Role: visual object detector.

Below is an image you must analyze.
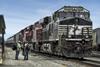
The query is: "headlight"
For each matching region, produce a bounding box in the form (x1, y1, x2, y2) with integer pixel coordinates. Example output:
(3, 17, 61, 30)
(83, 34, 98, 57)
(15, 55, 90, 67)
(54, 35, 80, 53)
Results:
(86, 35, 89, 38)
(68, 35, 71, 38)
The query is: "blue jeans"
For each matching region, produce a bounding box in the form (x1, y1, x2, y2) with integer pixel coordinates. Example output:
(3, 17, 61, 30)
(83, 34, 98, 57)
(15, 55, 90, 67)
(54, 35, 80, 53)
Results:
(24, 50, 29, 60)
(15, 50, 20, 60)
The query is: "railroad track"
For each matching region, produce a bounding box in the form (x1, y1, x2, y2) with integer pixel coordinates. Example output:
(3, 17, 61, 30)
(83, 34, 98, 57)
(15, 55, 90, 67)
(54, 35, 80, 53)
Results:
(80, 57, 100, 67)
(30, 52, 97, 67)
(92, 51, 100, 58)
(80, 51, 100, 67)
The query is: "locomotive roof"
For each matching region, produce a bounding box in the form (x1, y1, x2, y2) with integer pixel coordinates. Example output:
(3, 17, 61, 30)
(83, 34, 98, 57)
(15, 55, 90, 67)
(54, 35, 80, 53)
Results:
(54, 6, 89, 13)
(0, 15, 6, 34)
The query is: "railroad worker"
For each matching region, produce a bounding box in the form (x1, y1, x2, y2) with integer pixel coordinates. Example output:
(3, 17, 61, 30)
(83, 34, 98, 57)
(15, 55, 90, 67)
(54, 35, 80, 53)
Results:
(24, 42, 30, 60)
(15, 41, 21, 60)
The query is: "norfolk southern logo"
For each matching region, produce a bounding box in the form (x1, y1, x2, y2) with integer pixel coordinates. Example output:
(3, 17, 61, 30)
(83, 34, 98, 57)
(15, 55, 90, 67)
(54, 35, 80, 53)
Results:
(69, 25, 80, 35)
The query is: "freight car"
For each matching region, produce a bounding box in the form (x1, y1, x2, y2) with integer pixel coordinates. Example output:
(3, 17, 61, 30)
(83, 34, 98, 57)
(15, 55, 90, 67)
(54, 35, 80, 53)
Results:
(93, 28, 100, 51)
(6, 6, 93, 58)
(0, 15, 6, 64)
(6, 31, 21, 47)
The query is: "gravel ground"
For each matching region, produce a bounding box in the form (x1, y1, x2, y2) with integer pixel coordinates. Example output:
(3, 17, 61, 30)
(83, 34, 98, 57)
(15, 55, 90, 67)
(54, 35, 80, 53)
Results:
(1, 47, 94, 67)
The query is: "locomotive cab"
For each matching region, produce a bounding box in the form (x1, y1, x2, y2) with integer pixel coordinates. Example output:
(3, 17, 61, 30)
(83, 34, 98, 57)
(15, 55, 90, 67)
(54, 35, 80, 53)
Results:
(53, 6, 90, 22)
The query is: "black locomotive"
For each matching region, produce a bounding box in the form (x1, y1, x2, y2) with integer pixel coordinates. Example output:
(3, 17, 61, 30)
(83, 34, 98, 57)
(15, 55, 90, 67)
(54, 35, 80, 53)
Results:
(6, 6, 93, 58)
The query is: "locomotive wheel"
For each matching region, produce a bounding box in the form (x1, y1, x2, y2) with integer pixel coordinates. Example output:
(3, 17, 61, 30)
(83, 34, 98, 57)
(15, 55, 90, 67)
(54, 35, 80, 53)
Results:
(62, 48, 69, 57)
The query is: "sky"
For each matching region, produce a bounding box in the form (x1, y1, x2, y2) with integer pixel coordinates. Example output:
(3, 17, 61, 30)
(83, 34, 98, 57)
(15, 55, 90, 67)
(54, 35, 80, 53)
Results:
(0, 0, 100, 39)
